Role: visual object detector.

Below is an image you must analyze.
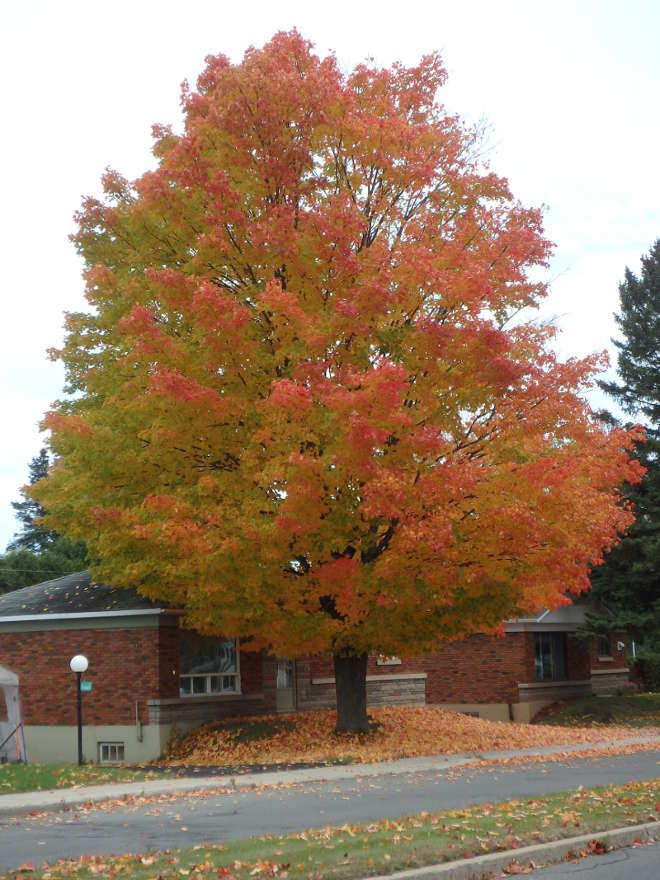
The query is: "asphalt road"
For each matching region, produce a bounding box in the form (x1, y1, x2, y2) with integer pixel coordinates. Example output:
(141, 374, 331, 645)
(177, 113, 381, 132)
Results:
(0, 750, 658, 872)
(530, 840, 659, 878)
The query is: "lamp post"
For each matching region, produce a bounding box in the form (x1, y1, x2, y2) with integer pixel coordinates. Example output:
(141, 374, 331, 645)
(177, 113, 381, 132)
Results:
(69, 655, 88, 765)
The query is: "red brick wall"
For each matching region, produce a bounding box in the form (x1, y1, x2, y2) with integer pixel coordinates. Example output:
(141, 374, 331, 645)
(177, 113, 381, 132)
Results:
(421, 633, 531, 704)
(590, 632, 627, 670)
(240, 650, 264, 696)
(305, 633, 534, 705)
(0, 624, 272, 727)
(0, 624, 178, 726)
(566, 635, 591, 680)
(157, 625, 180, 706)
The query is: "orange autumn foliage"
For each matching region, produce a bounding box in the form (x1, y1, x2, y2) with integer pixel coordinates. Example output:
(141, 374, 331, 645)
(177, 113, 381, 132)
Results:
(163, 706, 657, 768)
(35, 32, 642, 665)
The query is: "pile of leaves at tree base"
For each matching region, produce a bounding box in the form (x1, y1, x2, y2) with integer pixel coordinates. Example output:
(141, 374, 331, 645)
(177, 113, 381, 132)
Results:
(162, 706, 657, 767)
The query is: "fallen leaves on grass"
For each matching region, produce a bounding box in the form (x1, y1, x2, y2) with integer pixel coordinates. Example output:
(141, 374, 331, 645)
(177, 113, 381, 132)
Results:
(163, 706, 658, 767)
(5, 780, 658, 880)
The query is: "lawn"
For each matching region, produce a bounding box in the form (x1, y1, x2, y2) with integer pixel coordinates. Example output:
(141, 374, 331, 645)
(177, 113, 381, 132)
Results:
(0, 763, 168, 795)
(6, 779, 658, 880)
(163, 705, 658, 768)
(534, 693, 660, 728)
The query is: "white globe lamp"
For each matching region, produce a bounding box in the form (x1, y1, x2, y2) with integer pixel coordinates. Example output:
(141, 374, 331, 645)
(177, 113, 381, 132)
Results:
(69, 655, 89, 673)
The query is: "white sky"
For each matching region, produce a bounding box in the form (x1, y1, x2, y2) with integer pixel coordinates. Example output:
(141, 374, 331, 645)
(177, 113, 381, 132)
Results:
(1, 0, 659, 550)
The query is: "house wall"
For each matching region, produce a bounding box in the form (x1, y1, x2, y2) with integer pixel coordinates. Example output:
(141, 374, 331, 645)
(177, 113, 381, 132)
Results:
(0, 620, 273, 761)
(590, 632, 630, 694)
(1, 614, 631, 763)
(295, 633, 535, 716)
(0, 621, 180, 727)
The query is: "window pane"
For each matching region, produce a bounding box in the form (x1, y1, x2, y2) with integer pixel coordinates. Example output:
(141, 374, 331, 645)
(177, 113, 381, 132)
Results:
(180, 677, 191, 696)
(534, 632, 567, 681)
(277, 659, 293, 689)
(192, 676, 207, 694)
(180, 634, 237, 675)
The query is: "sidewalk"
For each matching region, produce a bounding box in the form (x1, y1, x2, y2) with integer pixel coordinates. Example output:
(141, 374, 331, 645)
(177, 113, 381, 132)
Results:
(1, 733, 658, 818)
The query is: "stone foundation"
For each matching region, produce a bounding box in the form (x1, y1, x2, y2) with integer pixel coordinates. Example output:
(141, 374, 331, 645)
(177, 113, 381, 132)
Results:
(591, 668, 630, 695)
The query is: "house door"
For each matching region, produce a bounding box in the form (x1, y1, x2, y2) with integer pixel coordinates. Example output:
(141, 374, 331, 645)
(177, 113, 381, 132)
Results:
(276, 659, 295, 712)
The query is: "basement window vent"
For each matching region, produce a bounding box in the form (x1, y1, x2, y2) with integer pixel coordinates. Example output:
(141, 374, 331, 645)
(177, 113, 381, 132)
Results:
(459, 711, 480, 718)
(99, 742, 125, 763)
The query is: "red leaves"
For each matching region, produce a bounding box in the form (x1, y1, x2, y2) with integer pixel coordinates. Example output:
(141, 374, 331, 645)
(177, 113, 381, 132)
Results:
(267, 379, 313, 413)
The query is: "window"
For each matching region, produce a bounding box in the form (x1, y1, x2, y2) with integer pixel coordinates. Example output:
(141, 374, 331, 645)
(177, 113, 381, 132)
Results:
(534, 632, 567, 681)
(179, 635, 239, 697)
(597, 635, 611, 658)
(99, 742, 125, 763)
(376, 655, 402, 666)
(276, 659, 294, 689)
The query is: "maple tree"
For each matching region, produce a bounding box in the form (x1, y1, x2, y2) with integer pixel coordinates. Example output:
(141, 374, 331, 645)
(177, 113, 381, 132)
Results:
(34, 32, 642, 731)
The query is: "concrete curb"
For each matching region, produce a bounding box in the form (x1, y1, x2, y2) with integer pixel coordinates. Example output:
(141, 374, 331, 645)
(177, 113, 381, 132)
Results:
(366, 821, 659, 879)
(0, 734, 658, 819)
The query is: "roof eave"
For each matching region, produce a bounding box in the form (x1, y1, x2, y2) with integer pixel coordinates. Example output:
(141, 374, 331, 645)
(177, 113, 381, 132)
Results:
(0, 608, 171, 624)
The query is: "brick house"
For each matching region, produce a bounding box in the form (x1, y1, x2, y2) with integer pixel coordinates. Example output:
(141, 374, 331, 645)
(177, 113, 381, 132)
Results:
(0, 572, 630, 763)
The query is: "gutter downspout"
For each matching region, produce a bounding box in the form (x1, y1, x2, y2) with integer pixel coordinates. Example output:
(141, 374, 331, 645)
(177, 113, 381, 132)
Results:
(136, 701, 143, 742)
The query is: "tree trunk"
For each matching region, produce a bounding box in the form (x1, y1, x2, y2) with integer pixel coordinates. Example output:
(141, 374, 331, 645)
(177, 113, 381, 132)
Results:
(333, 651, 369, 733)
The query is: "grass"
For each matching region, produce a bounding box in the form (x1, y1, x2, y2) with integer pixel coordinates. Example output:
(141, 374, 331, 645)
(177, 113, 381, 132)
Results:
(6, 779, 658, 879)
(0, 762, 169, 795)
(535, 693, 660, 728)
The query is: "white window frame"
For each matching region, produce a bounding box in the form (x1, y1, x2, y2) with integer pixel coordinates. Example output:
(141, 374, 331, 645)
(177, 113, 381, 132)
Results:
(99, 742, 125, 763)
(179, 638, 241, 697)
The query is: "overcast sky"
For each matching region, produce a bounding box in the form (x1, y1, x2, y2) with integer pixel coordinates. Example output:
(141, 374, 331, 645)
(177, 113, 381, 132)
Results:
(1, 0, 659, 551)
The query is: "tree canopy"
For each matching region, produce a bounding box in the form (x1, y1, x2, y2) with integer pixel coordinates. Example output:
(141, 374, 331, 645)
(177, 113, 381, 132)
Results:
(33, 32, 642, 727)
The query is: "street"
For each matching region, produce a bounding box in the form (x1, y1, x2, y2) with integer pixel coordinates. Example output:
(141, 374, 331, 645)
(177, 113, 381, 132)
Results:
(0, 750, 657, 872)
(529, 840, 659, 878)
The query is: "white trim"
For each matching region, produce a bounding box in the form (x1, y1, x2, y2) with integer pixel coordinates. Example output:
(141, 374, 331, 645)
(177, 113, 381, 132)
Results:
(311, 672, 427, 685)
(591, 667, 629, 675)
(506, 622, 578, 632)
(518, 679, 591, 690)
(0, 608, 165, 624)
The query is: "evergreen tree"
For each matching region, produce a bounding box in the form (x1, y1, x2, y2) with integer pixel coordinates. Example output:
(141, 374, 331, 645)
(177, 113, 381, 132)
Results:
(583, 241, 660, 680)
(8, 448, 57, 552)
(0, 449, 88, 594)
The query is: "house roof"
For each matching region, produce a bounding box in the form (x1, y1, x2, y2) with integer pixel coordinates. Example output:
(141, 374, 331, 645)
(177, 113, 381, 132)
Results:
(505, 598, 608, 632)
(0, 571, 163, 620)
